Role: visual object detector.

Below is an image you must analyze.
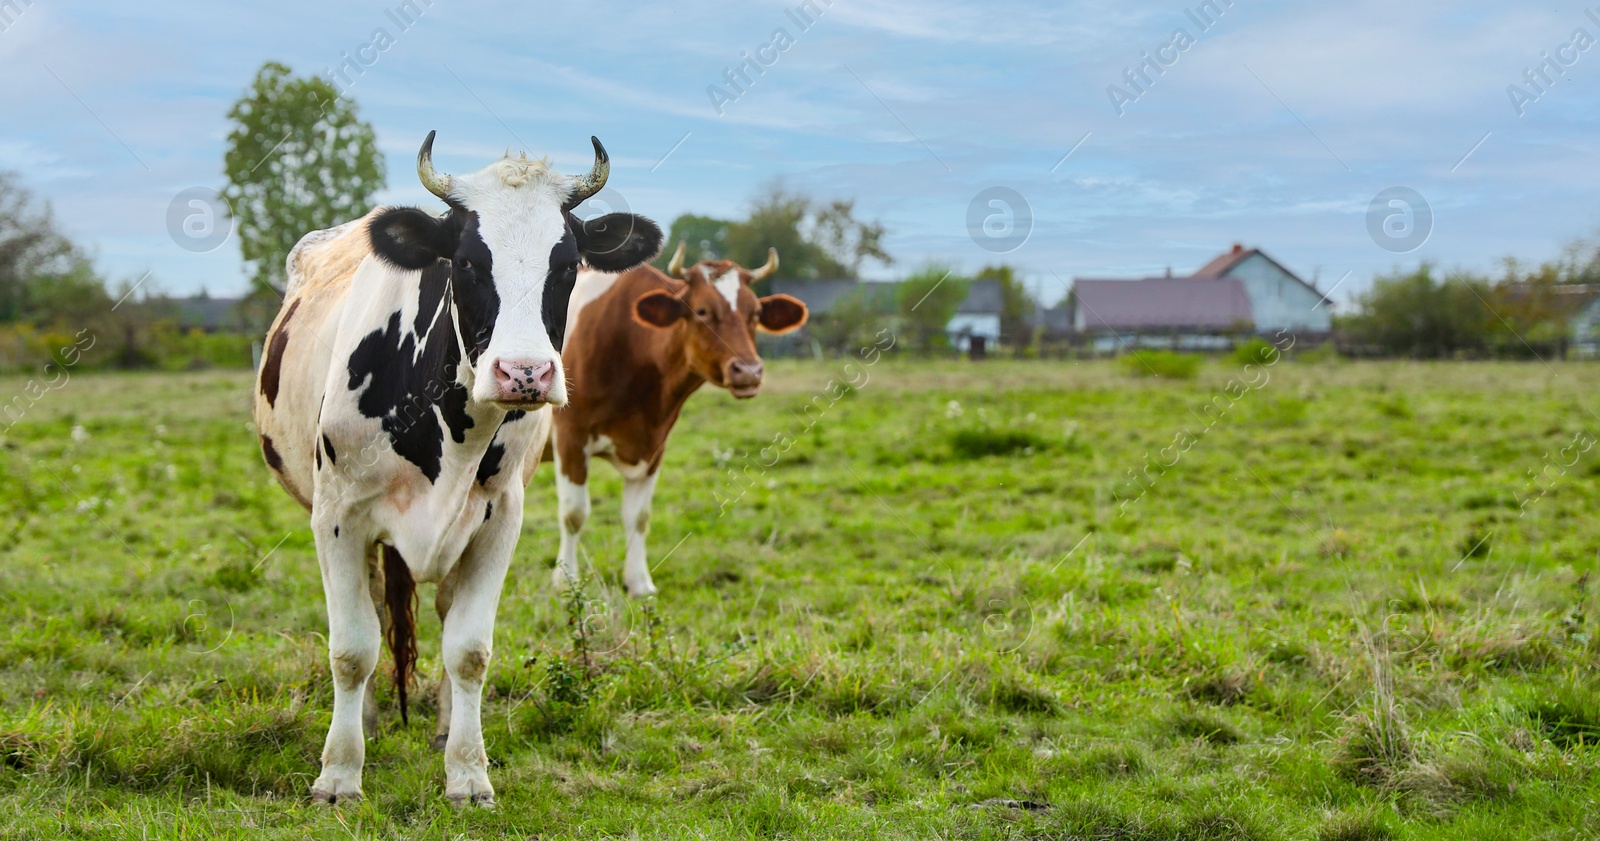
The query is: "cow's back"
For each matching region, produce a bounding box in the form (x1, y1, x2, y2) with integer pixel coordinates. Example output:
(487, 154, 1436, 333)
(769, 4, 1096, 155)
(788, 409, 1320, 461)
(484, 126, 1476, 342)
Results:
(252, 213, 376, 510)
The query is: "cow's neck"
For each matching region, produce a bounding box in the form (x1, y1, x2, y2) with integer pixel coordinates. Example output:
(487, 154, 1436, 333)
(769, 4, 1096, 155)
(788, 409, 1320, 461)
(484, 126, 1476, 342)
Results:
(651, 327, 708, 423)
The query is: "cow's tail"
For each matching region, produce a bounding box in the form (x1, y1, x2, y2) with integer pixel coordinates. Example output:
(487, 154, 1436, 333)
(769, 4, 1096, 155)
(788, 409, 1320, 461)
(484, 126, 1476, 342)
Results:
(381, 544, 418, 726)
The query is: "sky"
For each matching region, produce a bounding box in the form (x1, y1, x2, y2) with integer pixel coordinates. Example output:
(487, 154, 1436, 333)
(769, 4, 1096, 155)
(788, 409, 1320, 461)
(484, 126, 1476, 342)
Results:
(3, 0, 1600, 308)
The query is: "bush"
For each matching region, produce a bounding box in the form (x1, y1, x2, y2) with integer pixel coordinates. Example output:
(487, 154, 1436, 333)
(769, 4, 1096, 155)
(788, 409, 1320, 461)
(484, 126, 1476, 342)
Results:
(1121, 350, 1201, 380)
(1230, 338, 1278, 366)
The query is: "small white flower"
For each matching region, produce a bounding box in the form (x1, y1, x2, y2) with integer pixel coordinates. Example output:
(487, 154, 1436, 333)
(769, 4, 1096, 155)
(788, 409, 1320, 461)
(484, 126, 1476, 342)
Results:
(71, 425, 88, 443)
(166, 464, 179, 481)
(945, 400, 963, 419)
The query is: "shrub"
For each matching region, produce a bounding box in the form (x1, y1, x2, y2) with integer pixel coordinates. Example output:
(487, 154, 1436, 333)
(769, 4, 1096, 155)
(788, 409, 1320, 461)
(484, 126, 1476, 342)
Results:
(1230, 338, 1278, 366)
(1121, 350, 1201, 380)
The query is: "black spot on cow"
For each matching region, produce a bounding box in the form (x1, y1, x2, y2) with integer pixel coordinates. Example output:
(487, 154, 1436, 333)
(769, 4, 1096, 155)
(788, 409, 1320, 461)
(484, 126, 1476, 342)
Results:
(322, 434, 337, 466)
(315, 443, 322, 470)
(484, 501, 493, 522)
(543, 227, 579, 351)
(259, 299, 300, 408)
(475, 441, 505, 487)
(333, 525, 340, 538)
(346, 273, 474, 483)
(260, 434, 285, 473)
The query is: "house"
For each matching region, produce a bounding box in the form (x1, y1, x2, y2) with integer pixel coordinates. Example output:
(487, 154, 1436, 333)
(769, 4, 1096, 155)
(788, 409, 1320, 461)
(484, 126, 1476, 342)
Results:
(763, 277, 1003, 353)
(1072, 277, 1254, 351)
(946, 279, 1002, 352)
(1070, 244, 1332, 350)
(1191, 244, 1332, 335)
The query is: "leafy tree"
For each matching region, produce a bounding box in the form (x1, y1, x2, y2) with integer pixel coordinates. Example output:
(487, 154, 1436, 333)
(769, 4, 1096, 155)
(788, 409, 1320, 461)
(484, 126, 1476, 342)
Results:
(976, 264, 1035, 348)
(223, 62, 385, 296)
(722, 183, 892, 282)
(812, 199, 891, 279)
(0, 172, 107, 325)
(655, 213, 732, 269)
(1341, 264, 1492, 358)
(723, 184, 823, 281)
(897, 264, 969, 354)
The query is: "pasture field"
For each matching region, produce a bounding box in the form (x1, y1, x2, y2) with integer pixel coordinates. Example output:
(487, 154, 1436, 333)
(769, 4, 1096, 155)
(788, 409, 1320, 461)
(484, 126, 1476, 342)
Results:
(0, 358, 1597, 840)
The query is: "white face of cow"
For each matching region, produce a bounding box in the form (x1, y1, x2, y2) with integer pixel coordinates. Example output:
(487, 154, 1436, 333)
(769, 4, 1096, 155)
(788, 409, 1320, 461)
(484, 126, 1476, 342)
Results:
(367, 133, 663, 410)
(448, 160, 576, 406)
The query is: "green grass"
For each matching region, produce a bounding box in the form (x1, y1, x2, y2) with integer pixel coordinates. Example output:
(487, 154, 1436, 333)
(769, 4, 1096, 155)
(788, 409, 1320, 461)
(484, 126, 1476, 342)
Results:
(0, 359, 1598, 839)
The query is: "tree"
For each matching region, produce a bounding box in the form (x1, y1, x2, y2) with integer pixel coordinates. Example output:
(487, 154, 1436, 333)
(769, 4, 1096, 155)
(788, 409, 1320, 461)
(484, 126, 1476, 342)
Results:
(0, 172, 109, 326)
(224, 62, 385, 296)
(1340, 264, 1492, 357)
(721, 183, 893, 282)
(655, 213, 732, 269)
(812, 199, 891, 279)
(723, 184, 823, 281)
(897, 265, 969, 354)
(976, 264, 1035, 348)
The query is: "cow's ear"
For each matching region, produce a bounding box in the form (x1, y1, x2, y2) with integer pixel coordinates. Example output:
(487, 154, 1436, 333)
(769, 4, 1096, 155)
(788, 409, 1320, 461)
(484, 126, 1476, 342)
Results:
(575, 213, 664, 272)
(370, 207, 456, 270)
(633, 290, 689, 328)
(757, 294, 808, 334)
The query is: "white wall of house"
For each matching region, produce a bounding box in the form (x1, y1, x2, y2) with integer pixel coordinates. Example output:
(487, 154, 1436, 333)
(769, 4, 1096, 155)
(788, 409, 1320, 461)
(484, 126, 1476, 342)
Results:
(1573, 298, 1600, 358)
(1225, 254, 1332, 333)
(947, 314, 1001, 351)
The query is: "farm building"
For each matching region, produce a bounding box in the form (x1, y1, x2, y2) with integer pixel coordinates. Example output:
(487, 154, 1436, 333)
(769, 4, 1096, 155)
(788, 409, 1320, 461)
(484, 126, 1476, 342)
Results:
(764, 277, 1003, 353)
(1070, 244, 1332, 351)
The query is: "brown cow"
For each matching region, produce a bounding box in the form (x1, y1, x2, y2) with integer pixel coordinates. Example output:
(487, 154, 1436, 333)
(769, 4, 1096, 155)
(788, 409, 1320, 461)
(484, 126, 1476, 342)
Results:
(552, 242, 808, 595)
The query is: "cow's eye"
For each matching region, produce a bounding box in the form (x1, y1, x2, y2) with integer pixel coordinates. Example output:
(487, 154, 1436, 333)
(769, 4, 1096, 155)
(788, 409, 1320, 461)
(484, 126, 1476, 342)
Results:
(458, 258, 474, 272)
(695, 308, 709, 318)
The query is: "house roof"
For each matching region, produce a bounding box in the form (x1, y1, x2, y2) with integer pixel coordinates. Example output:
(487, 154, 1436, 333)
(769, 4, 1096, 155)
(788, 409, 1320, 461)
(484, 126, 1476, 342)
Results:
(1035, 304, 1074, 334)
(766, 279, 862, 314)
(1193, 243, 1331, 304)
(957, 279, 1003, 314)
(1192, 244, 1254, 278)
(1073, 278, 1254, 332)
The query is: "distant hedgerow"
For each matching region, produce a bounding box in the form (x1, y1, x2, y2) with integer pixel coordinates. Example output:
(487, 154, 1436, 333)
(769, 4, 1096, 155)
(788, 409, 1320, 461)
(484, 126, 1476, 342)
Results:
(1121, 350, 1202, 380)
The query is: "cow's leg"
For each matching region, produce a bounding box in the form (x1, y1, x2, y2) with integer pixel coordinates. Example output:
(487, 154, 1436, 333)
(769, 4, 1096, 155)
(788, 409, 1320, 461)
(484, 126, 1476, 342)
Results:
(430, 576, 456, 752)
(310, 527, 381, 804)
(620, 467, 660, 597)
(438, 490, 520, 807)
(363, 545, 387, 734)
(553, 451, 590, 590)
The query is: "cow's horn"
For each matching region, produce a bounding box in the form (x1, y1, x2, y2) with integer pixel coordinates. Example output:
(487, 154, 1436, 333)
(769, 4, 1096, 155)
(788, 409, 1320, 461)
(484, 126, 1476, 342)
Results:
(748, 247, 779, 281)
(563, 136, 609, 210)
(667, 241, 688, 279)
(417, 130, 452, 201)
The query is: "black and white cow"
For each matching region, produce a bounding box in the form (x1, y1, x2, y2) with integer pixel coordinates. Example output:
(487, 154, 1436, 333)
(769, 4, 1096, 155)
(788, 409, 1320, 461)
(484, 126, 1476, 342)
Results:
(253, 132, 662, 806)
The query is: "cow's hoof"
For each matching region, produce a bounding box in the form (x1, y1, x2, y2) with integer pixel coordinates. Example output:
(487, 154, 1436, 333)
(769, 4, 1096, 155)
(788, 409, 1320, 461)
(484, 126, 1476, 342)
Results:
(446, 775, 495, 808)
(310, 786, 362, 806)
(431, 733, 449, 752)
(446, 791, 495, 809)
(310, 769, 362, 805)
(625, 580, 657, 598)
